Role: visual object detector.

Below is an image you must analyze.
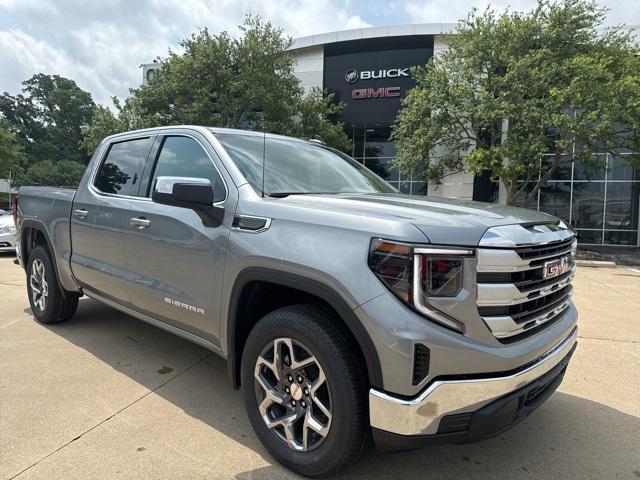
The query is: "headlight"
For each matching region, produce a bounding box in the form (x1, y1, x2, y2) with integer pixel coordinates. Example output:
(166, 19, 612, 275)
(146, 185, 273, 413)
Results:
(368, 239, 473, 332)
(0, 225, 16, 234)
(570, 238, 578, 257)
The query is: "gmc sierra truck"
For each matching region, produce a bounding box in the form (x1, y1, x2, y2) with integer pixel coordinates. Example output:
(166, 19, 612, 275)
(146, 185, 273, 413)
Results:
(15, 126, 578, 477)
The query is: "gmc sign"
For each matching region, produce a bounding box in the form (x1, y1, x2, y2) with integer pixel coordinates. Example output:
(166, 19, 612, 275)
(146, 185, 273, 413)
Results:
(352, 87, 401, 99)
(323, 36, 434, 123)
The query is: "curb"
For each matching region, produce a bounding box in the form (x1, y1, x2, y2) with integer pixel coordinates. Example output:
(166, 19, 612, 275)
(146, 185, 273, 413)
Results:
(574, 260, 617, 268)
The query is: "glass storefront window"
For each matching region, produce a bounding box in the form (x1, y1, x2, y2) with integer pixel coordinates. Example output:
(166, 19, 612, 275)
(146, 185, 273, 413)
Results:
(364, 126, 396, 158)
(609, 155, 638, 181)
(541, 155, 572, 181)
(571, 181, 605, 228)
(363, 157, 398, 182)
(575, 229, 603, 244)
(399, 181, 412, 194)
(605, 182, 640, 230)
(540, 182, 571, 222)
(574, 154, 607, 181)
(511, 182, 538, 209)
(411, 181, 428, 195)
(604, 231, 638, 245)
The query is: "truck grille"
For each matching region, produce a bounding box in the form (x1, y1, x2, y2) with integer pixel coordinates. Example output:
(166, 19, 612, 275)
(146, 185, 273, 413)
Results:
(476, 236, 576, 342)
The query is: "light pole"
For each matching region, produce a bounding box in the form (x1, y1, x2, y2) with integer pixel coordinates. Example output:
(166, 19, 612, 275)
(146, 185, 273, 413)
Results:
(8, 170, 12, 207)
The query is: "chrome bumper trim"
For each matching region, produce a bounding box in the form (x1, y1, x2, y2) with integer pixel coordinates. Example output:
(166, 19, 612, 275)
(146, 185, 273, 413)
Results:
(369, 327, 577, 436)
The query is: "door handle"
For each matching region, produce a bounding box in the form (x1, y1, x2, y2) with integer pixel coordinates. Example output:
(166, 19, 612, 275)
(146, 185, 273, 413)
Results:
(130, 217, 151, 229)
(73, 209, 88, 219)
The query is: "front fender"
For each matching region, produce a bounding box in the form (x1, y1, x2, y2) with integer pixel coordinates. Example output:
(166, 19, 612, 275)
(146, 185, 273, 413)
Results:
(224, 266, 384, 390)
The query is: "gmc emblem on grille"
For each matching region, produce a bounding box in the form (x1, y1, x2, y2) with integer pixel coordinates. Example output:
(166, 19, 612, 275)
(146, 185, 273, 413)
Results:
(543, 255, 571, 279)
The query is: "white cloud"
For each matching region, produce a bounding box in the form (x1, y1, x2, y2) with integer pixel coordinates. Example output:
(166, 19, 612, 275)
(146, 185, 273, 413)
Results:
(0, 0, 368, 105)
(403, 0, 640, 26)
(3, 0, 636, 108)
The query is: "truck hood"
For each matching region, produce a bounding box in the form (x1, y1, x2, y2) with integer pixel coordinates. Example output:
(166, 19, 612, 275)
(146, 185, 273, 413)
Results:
(275, 193, 558, 246)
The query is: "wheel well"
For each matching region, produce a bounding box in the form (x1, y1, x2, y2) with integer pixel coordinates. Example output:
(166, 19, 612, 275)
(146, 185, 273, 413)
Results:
(230, 281, 371, 389)
(21, 226, 50, 263)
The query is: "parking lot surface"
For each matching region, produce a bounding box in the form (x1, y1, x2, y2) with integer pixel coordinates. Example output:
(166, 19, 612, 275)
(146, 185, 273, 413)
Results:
(1, 253, 639, 479)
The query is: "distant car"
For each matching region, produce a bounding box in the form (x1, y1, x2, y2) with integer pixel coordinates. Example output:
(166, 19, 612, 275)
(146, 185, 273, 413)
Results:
(0, 210, 17, 252)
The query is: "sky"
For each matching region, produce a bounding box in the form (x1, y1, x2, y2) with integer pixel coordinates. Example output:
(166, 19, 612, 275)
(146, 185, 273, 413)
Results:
(0, 0, 638, 106)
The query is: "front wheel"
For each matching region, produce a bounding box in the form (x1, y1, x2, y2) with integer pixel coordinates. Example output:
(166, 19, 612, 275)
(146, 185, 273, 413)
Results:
(27, 245, 79, 324)
(241, 304, 367, 477)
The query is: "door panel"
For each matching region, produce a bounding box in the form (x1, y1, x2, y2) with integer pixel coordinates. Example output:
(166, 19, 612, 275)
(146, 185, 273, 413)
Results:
(126, 200, 229, 340)
(124, 133, 234, 344)
(70, 188, 133, 303)
(70, 136, 153, 305)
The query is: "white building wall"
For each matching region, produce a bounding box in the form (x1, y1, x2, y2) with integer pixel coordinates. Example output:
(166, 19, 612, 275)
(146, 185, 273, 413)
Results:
(427, 171, 475, 200)
(291, 46, 324, 95)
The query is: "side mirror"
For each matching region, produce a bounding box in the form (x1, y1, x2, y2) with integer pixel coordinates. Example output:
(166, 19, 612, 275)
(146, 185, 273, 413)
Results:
(152, 177, 214, 210)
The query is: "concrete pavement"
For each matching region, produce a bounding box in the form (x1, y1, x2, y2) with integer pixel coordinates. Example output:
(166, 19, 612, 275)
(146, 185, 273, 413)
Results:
(1, 252, 639, 479)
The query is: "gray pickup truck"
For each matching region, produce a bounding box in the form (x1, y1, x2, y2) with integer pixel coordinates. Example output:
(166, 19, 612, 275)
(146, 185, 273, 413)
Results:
(15, 126, 578, 477)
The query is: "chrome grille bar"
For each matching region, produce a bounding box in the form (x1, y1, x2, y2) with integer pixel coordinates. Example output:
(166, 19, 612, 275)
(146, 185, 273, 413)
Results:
(477, 223, 576, 341)
(477, 265, 575, 307)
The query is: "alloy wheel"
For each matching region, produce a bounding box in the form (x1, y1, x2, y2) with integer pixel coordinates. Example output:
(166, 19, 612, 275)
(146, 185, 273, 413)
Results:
(254, 337, 332, 452)
(30, 259, 48, 312)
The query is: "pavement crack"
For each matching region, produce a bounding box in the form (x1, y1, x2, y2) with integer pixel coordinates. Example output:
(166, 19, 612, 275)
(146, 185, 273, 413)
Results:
(9, 353, 213, 480)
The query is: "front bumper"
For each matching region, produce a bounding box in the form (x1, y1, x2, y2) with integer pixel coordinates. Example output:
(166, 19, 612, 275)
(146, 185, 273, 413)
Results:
(369, 326, 577, 445)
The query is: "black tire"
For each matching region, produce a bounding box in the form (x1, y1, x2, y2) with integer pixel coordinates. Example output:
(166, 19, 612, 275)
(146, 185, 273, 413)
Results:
(241, 304, 367, 477)
(27, 245, 79, 324)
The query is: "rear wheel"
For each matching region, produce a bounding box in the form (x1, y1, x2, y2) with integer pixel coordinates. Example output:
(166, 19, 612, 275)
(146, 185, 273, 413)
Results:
(27, 245, 79, 324)
(241, 304, 367, 477)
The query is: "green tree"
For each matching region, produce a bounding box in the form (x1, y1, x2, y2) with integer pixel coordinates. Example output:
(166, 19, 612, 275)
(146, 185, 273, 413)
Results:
(83, 96, 150, 154)
(0, 74, 95, 166)
(15, 159, 86, 188)
(0, 123, 25, 179)
(392, 0, 640, 205)
(86, 15, 348, 151)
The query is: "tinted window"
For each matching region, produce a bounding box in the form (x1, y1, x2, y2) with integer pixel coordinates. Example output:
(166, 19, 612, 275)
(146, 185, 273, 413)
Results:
(151, 136, 226, 202)
(95, 138, 152, 196)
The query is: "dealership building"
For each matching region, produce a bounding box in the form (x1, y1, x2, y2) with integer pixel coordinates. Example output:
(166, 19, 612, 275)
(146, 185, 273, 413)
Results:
(287, 23, 640, 247)
(142, 23, 640, 247)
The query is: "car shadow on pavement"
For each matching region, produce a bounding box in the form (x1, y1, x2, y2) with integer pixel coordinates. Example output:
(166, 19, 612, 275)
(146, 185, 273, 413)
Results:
(40, 298, 640, 480)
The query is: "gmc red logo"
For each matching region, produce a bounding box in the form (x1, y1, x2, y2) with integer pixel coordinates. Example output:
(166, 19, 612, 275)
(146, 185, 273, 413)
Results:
(543, 255, 571, 279)
(352, 87, 400, 99)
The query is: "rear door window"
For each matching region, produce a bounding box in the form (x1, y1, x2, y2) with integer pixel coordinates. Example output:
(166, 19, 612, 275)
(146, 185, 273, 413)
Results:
(95, 137, 153, 196)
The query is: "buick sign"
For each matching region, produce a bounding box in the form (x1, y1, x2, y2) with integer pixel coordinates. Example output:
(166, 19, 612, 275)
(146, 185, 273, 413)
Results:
(345, 69, 359, 83)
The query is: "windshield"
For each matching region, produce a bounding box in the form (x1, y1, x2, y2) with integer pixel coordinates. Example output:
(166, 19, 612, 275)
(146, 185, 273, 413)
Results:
(215, 133, 395, 196)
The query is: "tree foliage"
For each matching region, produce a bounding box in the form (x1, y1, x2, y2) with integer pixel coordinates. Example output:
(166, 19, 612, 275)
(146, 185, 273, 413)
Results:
(82, 96, 150, 154)
(85, 15, 348, 152)
(0, 74, 95, 166)
(14, 159, 86, 188)
(392, 0, 640, 205)
(0, 123, 25, 179)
